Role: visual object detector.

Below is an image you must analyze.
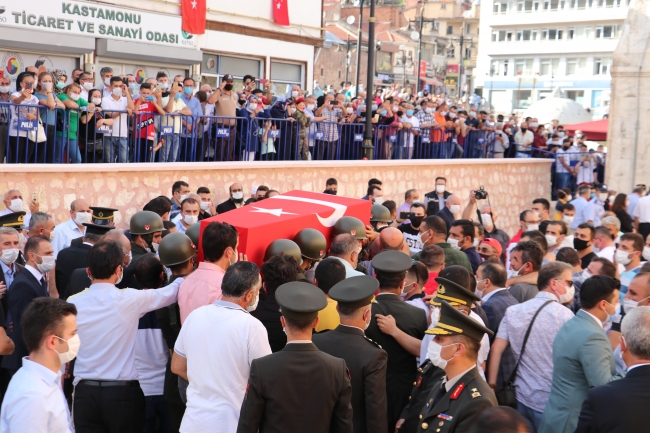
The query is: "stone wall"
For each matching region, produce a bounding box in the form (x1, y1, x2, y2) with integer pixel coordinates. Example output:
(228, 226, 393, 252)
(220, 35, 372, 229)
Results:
(0, 159, 552, 237)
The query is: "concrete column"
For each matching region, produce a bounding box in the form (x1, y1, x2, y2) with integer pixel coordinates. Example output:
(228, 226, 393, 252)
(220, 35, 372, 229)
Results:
(607, 0, 650, 192)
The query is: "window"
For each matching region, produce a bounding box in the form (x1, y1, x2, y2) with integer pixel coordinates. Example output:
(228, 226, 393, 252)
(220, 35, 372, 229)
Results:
(540, 58, 560, 76)
(515, 59, 534, 75)
(568, 27, 575, 39)
(543, 0, 560, 9)
(566, 57, 586, 75)
(542, 28, 563, 40)
(431, 22, 440, 33)
(446, 48, 456, 58)
(320, 68, 324, 76)
(271, 61, 304, 95)
(493, 1, 509, 13)
(516, 30, 535, 41)
(201, 53, 262, 89)
(466, 24, 471, 34)
(441, 3, 446, 9)
(464, 47, 472, 60)
(566, 90, 585, 104)
(531, 30, 538, 40)
(447, 25, 454, 35)
(595, 25, 617, 38)
(515, 90, 532, 109)
(492, 30, 514, 42)
(593, 57, 612, 75)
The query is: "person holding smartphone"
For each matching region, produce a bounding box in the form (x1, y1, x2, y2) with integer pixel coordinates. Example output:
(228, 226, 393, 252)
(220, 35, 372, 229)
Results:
(8, 71, 39, 163)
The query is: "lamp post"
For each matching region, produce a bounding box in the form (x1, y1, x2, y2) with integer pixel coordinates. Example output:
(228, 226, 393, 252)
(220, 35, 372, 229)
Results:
(355, 0, 365, 94)
(446, 27, 474, 98)
(487, 67, 494, 111)
(403, 6, 435, 96)
(342, 35, 356, 85)
(363, 0, 376, 160)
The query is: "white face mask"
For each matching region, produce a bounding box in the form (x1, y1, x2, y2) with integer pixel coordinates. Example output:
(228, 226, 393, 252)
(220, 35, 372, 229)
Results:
(346, 107, 353, 114)
(555, 281, 575, 304)
(480, 214, 493, 230)
(374, 197, 384, 205)
(623, 296, 650, 313)
(0, 248, 20, 265)
(581, 268, 592, 281)
(69, 93, 80, 101)
(562, 215, 574, 225)
(74, 211, 90, 226)
(643, 246, 650, 262)
(246, 289, 260, 312)
(526, 224, 539, 232)
(448, 238, 461, 251)
(291, 91, 299, 98)
(91, 97, 102, 105)
(83, 82, 93, 91)
(112, 87, 122, 97)
(115, 267, 124, 285)
(35, 254, 56, 274)
(184, 214, 199, 225)
(248, 103, 258, 110)
(449, 204, 460, 215)
(307, 104, 315, 111)
(232, 191, 244, 200)
(427, 341, 459, 370)
(151, 242, 159, 254)
(472, 238, 479, 247)
(9, 198, 23, 212)
(49, 230, 56, 241)
(469, 111, 476, 117)
(200, 201, 211, 211)
(545, 234, 558, 247)
(179, 194, 189, 203)
(615, 250, 633, 266)
(510, 263, 526, 278)
(448, 112, 457, 119)
(599, 193, 608, 202)
(0, 86, 10, 93)
(436, 184, 445, 194)
(54, 334, 81, 364)
(425, 107, 434, 114)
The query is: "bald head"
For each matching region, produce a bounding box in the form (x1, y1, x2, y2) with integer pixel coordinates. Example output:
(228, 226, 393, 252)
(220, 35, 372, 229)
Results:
(71, 199, 90, 212)
(446, 195, 461, 206)
(200, 84, 212, 93)
(104, 230, 131, 266)
(379, 227, 405, 251)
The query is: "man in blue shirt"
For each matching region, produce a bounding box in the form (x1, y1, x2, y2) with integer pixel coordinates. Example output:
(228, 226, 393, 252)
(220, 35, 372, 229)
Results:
(180, 78, 202, 162)
(570, 185, 592, 231)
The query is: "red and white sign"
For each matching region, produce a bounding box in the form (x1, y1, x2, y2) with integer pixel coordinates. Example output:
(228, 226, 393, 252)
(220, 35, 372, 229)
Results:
(420, 61, 427, 77)
(198, 190, 371, 265)
(181, 0, 207, 35)
(273, 0, 290, 26)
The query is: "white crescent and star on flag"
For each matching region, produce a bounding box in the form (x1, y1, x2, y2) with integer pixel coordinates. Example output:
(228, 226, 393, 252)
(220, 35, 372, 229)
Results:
(276, 0, 282, 9)
(191, 0, 197, 8)
(248, 195, 348, 228)
(250, 207, 297, 217)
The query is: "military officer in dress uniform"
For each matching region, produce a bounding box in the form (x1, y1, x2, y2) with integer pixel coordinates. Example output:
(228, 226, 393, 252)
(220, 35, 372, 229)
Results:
(365, 250, 428, 432)
(415, 301, 496, 433)
(237, 281, 353, 433)
(398, 277, 484, 433)
(70, 207, 118, 248)
(55, 223, 115, 300)
(313, 275, 388, 433)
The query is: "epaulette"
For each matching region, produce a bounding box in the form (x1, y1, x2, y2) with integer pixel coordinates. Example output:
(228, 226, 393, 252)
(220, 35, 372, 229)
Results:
(364, 336, 382, 349)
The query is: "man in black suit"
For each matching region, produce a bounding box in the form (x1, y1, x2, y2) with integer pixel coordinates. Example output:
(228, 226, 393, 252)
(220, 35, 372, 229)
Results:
(55, 223, 114, 300)
(251, 254, 301, 352)
(365, 250, 428, 432)
(313, 275, 388, 433)
(216, 182, 245, 214)
(424, 177, 453, 216)
(575, 305, 650, 433)
(2, 236, 54, 375)
(237, 281, 353, 433)
(436, 195, 461, 235)
(477, 260, 519, 393)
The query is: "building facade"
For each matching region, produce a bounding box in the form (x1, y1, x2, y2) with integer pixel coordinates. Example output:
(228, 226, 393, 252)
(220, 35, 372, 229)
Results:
(475, 0, 628, 116)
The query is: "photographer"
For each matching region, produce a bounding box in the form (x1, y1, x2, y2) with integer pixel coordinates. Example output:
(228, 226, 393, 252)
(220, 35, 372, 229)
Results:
(462, 188, 510, 253)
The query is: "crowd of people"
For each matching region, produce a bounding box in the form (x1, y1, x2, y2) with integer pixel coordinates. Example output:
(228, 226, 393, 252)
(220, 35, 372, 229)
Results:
(2, 69, 607, 166)
(0, 173, 647, 433)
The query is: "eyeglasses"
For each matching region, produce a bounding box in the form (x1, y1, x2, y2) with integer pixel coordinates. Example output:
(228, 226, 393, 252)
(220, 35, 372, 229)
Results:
(555, 279, 574, 288)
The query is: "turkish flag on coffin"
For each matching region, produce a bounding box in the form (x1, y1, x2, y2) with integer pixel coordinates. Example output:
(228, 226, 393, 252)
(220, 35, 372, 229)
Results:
(198, 190, 371, 266)
(181, 0, 207, 35)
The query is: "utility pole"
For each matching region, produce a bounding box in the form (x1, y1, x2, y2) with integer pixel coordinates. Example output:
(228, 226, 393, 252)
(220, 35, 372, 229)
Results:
(363, 0, 376, 160)
(355, 0, 364, 94)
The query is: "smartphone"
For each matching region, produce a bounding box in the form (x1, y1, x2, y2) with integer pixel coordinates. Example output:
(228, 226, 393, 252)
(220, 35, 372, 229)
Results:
(32, 193, 37, 202)
(156, 83, 161, 91)
(331, 100, 338, 105)
(400, 211, 415, 220)
(259, 78, 267, 85)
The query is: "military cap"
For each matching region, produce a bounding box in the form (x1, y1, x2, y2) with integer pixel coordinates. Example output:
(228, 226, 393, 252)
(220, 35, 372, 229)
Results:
(276, 281, 328, 321)
(264, 239, 303, 265)
(159, 232, 195, 266)
(371, 250, 412, 275)
(0, 211, 26, 229)
(293, 228, 327, 261)
(370, 204, 392, 223)
(82, 223, 115, 237)
(89, 207, 118, 226)
(426, 300, 494, 342)
(130, 211, 164, 235)
(328, 275, 379, 308)
(430, 277, 481, 308)
(185, 222, 201, 246)
(332, 216, 367, 240)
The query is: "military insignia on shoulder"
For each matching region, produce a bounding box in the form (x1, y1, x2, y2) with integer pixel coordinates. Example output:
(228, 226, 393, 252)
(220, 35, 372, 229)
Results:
(450, 382, 465, 399)
(437, 285, 446, 295)
(471, 388, 481, 398)
(364, 336, 382, 349)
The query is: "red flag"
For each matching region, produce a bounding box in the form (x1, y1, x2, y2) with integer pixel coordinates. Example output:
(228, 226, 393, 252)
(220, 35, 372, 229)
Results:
(198, 190, 370, 265)
(273, 0, 290, 26)
(181, 0, 207, 35)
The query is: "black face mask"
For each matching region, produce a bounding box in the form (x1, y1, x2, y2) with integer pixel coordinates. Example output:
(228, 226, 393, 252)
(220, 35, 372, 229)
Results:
(479, 253, 493, 261)
(224, 84, 234, 91)
(423, 92, 429, 96)
(573, 237, 590, 251)
(562, 145, 570, 150)
(521, 128, 528, 133)
(238, 99, 246, 105)
(397, 110, 404, 117)
(411, 216, 424, 228)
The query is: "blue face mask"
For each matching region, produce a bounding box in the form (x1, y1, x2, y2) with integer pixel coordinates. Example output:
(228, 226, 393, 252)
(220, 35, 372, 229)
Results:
(174, 92, 182, 100)
(372, 104, 378, 111)
(129, 83, 137, 90)
(406, 109, 414, 116)
(146, 95, 153, 102)
(183, 86, 193, 95)
(379, 109, 387, 116)
(590, 193, 596, 199)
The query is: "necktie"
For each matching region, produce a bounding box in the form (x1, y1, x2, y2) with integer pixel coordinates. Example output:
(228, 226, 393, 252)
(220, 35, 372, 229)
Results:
(40, 277, 49, 296)
(431, 381, 448, 408)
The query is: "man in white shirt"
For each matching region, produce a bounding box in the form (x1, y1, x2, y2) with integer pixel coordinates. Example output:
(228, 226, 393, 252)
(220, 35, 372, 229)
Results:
(634, 193, 650, 243)
(329, 234, 364, 278)
(0, 297, 77, 433)
(69, 239, 185, 432)
(0, 189, 38, 229)
(101, 76, 134, 163)
(514, 121, 534, 151)
(400, 108, 420, 159)
(493, 123, 510, 158)
(594, 225, 616, 262)
(569, 185, 592, 231)
(172, 261, 271, 433)
(97, 67, 114, 99)
(52, 199, 92, 257)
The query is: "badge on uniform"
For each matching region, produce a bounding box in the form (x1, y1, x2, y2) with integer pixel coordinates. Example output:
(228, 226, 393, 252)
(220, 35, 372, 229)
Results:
(450, 382, 464, 399)
(471, 388, 481, 398)
(416, 377, 423, 388)
(437, 413, 453, 421)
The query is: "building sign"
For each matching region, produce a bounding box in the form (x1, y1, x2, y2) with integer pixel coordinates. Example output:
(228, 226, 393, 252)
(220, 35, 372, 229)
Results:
(419, 61, 427, 78)
(446, 64, 459, 77)
(377, 73, 394, 84)
(1, 1, 197, 49)
(1, 51, 76, 86)
(376, 52, 392, 74)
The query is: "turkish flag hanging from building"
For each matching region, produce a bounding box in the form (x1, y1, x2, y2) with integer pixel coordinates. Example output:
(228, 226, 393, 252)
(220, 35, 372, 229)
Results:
(273, 0, 290, 26)
(181, 0, 207, 35)
(198, 190, 370, 265)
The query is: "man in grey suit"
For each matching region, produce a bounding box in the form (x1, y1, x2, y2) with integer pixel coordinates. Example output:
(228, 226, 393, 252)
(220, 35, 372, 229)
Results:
(538, 275, 622, 433)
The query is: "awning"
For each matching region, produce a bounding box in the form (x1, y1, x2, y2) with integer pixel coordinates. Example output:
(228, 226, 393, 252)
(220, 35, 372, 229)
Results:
(96, 39, 202, 66)
(564, 119, 608, 141)
(0, 26, 94, 55)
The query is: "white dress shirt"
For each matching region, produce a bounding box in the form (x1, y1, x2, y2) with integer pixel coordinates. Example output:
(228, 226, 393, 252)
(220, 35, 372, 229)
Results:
(331, 256, 364, 278)
(596, 245, 616, 263)
(174, 300, 271, 433)
(0, 358, 72, 433)
(174, 219, 188, 234)
(68, 279, 184, 385)
(634, 196, 650, 223)
(480, 287, 507, 304)
(52, 218, 85, 258)
(24, 264, 44, 285)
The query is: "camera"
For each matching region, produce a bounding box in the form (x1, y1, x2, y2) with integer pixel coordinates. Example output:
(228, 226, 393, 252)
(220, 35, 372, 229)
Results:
(474, 186, 488, 200)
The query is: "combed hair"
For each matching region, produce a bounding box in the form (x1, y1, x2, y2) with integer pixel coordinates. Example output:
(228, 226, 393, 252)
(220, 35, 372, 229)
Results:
(546, 221, 567, 236)
(283, 316, 315, 332)
(454, 334, 480, 359)
(562, 203, 575, 212)
(621, 233, 644, 252)
(368, 178, 382, 187)
(512, 241, 544, 271)
(383, 200, 396, 215)
(22, 298, 77, 354)
(556, 247, 581, 267)
(521, 230, 548, 254)
(451, 219, 474, 240)
(410, 202, 426, 213)
(367, 185, 381, 196)
(202, 222, 238, 262)
(376, 270, 407, 290)
(197, 186, 211, 195)
(473, 221, 484, 238)
(595, 225, 614, 241)
(314, 258, 346, 295)
(621, 306, 650, 360)
(28, 212, 52, 231)
(422, 215, 448, 236)
(222, 262, 260, 298)
(578, 185, 590, 195)
(580, 275, 620, 309)
(420, 244, 445, 268)
(0, 227, 19, 238)
(519, 210, 533, 222)
(172, 180, 189, 194)
(478, 259, 507, 288)
(408, 261, 429, 287)
(87, 240, 124, 280)
(591, 257, 617, 277)
(134, 253, 164, 289)
(24, 236, 49, 260)
(577, 223, 595, 240)
(537, 261, 572, 290)
(405, 189, 416, 200)
(532, 198, 550, 211)
(470, 407, 531, 433)
(330, 234, 357, 257)
(261, 254, 301, 294)
(180, 197, 199, 210)
(601, 216, 621, 230)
